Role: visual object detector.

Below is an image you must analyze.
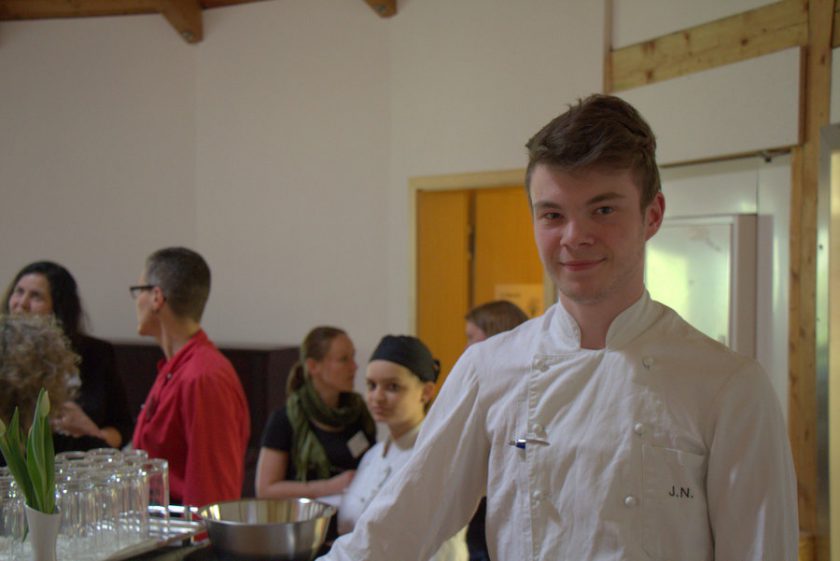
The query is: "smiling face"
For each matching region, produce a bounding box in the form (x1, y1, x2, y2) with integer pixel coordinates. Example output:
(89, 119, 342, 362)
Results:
(308, 333, 358, 395)
(530, 164, 664, 316)
(8, 273, 53, 316)
(365, 360, 432, 438)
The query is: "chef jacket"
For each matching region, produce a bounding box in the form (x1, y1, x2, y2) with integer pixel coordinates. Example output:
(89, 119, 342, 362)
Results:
(338, 423, 468, 561)
(320, 292, 798, 561)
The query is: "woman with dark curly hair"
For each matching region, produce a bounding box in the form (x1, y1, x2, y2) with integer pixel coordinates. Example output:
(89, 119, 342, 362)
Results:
(0, 314, 78, 430)
(2, 261, 134, 449)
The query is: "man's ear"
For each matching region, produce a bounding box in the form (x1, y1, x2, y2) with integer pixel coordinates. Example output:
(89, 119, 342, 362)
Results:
(151, 286, 166, 311)
(644, 192, 666, 241)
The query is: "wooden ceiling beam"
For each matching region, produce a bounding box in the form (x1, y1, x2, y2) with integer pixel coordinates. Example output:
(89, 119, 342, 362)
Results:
(158, 0, 202, 43)
(0, 0, 159, 20)
(607, 0, 807, 92)
(364, 0, 396, 18)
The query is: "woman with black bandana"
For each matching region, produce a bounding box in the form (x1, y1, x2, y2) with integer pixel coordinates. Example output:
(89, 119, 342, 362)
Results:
(256, 326, 376, 501)
(335, 335, 468, 561)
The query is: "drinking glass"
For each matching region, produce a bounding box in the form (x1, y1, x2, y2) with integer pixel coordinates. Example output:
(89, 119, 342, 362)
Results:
(56, 472, 97, 561)
(0, 475, 24, 561)
(141, 459, 169, 534)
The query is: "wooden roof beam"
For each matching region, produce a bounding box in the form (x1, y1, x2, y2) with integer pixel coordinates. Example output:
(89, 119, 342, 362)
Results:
(364, 0, 396, 18)
(0, 0, 203, 43)
(0, 0, 159, 20)
(158, 0, 202, 43)
(607, 0, 808, 92)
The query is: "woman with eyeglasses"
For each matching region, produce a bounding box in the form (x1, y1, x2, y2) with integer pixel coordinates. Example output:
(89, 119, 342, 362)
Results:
(2, 261, 134, 450)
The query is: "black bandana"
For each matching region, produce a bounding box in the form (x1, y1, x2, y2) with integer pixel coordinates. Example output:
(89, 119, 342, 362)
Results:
(369, 335, 440, 383)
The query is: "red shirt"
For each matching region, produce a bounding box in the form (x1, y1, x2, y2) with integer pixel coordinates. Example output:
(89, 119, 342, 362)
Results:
(132, 330, 250, 507)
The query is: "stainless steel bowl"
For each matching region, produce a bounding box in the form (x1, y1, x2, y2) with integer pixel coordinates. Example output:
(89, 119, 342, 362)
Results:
(198, 498, 336, 561)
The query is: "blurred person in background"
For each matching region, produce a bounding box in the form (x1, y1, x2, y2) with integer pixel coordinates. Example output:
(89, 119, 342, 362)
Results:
(131, 247, 250, 507)
(2, 261, 133, 449)
(256, 326, 376, 501)
(464, 300, 529, 347)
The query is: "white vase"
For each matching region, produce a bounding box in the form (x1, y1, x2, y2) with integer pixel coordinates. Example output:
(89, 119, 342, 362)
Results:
(24, 505, 60, 561)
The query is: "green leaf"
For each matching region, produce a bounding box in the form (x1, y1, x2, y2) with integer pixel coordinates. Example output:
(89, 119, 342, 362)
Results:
(27, 389, 52, 513)
(0, 409, 35, 508)
(0, 390, 55, 514)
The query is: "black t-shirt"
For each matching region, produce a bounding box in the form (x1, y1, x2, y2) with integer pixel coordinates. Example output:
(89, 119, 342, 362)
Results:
(260, 406, 375, 481)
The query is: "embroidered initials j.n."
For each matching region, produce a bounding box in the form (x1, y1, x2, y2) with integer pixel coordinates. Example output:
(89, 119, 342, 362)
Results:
(668, 485, 693, 499)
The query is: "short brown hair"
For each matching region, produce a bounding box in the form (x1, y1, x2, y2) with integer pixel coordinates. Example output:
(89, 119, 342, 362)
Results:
(465, 300, 528, 338)
(145, 247, 211, 322)
(525, 94, 660, 210)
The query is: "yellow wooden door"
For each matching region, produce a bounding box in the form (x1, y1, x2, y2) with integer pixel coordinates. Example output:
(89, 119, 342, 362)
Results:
(473, 187, 545, 317)
(416, 189, 471, 392)
(416, 186, 544, 392)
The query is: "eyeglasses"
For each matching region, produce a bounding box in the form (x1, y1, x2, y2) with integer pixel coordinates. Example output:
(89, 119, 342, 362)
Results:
(129, 285, 156, 299)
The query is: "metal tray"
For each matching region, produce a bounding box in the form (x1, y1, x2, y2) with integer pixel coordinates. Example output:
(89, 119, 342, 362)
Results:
(102, 513, 206, 561)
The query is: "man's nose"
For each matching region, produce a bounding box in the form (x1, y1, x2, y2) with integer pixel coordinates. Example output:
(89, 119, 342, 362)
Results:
(563, 218, 593, 246)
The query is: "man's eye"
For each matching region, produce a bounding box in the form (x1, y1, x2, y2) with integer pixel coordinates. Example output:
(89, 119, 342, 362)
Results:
(387, 384, 401, 392)
(595, 206, 614, 215)
(542, 212, 561, 221)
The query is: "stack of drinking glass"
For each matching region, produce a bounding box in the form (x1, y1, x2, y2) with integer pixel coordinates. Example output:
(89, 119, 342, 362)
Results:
(0, 448, 169, 561)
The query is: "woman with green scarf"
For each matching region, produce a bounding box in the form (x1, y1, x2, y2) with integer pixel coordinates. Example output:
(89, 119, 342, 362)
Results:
(256, 326, 376, 500)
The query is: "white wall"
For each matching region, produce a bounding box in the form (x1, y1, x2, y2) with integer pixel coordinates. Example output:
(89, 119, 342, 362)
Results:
(0, 15, 196, 338)
(0, 0, 797, 389)
(386, 0, 605, 330)
(192, 1, 390, 365)
(612, 0, 776, 48)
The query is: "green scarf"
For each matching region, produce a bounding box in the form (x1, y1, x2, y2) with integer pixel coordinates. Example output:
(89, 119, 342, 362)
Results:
(286, 375, 375, 482)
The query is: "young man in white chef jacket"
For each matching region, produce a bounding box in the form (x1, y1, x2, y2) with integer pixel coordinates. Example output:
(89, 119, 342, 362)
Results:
(320, 94, 798, 561)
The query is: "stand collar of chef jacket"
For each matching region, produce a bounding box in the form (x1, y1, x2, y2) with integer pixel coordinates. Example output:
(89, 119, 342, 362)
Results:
(381, 421, 422, 457)
(546, 290, 663, 352)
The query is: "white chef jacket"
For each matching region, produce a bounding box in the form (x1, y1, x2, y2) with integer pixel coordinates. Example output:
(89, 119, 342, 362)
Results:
(337, 424, 468, 561)
(320, 292, 798, 561)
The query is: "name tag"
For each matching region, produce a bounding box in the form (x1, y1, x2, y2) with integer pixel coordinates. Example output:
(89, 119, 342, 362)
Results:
(347, 431, 370, 459)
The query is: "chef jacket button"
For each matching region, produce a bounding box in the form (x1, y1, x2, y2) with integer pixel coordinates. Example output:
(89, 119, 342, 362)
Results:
(531, 423, 546, 437)
(531, 490, 543, 502)
(533, 358, 548, 372)
(624, 495, 638, 508)
(633, 423, 645, 435)
(642, 356, 654, 369)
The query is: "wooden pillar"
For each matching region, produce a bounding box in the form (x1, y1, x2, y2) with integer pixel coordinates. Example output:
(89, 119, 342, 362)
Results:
(789, 1, 833, 557)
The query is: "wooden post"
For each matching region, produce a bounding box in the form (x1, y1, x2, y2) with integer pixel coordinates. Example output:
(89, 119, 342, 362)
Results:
(789, 1, 833, 557)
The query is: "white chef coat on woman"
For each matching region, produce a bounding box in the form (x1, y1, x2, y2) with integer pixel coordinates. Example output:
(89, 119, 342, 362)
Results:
(337, 424, 468, 561)
(320, 292, 799, 561)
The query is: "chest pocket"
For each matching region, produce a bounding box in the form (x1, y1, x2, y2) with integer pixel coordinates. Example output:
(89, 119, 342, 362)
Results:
(641, 444, 712, 561)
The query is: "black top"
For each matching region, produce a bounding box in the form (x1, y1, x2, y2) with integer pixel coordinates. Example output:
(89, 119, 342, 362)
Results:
(260, 406, 375, 481)
(66, 335, 135, 450)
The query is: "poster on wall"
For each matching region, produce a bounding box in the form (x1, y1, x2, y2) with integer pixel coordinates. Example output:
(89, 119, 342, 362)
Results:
(494, 283, 545, 318)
